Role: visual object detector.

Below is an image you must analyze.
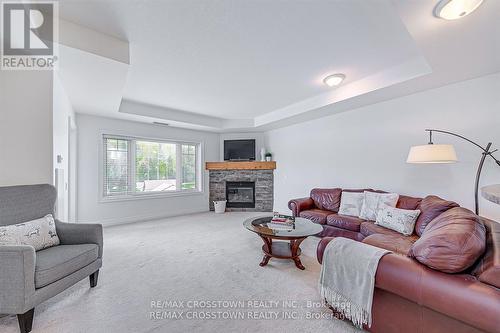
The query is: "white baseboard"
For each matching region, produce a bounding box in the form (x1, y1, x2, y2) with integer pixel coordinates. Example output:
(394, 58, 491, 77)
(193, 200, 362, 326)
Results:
(78, 208, 210, 227)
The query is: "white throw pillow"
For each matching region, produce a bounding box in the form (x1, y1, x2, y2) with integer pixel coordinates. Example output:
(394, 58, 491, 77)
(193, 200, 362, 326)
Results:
(359, 191, 399, 221)
(0, 214, 60, 251)
(338, 192, 365, 217)
(376, 205, 421, 236)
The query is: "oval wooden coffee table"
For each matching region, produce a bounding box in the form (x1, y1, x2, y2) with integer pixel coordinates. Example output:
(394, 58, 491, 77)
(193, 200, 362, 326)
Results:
(243, 216, 322, 270)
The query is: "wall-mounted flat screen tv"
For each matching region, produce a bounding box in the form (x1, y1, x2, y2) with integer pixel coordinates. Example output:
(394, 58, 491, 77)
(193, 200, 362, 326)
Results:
(224, 139, 256, 161)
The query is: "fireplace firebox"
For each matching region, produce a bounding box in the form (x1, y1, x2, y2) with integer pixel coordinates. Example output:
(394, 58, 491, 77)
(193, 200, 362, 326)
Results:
(226, 181, 255, 208)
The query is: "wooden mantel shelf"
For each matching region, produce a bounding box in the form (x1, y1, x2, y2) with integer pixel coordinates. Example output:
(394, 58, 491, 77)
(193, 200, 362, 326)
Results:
(205, 161, 276, 170)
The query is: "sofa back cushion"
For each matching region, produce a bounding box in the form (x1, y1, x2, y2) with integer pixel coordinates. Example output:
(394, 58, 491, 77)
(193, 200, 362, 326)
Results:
(0, 184, 56, 226)
(414, 195, 459, 236)
(310, 188, 342, 212)
(410, 207, 486, 273)
(396, 195, 422, 210)
(470, 217, 500, 289)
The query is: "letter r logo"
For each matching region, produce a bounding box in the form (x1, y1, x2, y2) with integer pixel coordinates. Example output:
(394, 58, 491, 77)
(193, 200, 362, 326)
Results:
(2, 3, 54, 56)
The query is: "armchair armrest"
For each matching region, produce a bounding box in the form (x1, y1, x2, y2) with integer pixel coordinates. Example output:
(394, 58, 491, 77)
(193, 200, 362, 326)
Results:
(55, 220, 103, 258)
(375, 253, 500, 333)
(288, 197, 315, 217)
(0, 245, 35, 314)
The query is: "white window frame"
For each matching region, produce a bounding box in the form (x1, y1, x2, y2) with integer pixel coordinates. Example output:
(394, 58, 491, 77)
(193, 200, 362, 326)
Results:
(99, 133, 204, 202)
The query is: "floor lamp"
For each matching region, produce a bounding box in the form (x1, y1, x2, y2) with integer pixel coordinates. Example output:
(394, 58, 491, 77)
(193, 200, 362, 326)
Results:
(407, 129, 500, 215)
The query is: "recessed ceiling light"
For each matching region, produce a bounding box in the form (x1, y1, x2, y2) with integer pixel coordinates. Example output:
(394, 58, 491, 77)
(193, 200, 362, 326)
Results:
(434, 0, 484, 20)
(323, 73, 345, 87)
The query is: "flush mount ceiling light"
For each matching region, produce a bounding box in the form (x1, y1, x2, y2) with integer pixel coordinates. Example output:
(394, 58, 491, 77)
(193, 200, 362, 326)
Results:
(323, 73, 345, 87)
(434, 0, 484, 20)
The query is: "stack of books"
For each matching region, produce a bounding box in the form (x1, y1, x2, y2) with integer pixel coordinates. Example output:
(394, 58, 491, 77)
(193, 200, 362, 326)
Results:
(267, 213, 295, 231)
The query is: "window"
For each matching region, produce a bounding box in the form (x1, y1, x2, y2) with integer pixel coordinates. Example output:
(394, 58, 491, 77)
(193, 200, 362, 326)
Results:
(104, 138, 129, 196)
(103, 135, 201, 199)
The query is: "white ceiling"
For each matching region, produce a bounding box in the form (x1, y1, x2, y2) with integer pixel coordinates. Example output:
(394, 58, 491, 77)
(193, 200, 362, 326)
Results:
(56, 0, 500, 131)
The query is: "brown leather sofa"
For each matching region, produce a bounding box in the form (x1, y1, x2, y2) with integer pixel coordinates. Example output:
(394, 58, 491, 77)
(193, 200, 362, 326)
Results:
(289, 188, 500, 333)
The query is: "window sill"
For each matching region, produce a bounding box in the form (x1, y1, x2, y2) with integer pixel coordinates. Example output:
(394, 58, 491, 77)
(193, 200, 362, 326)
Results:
(100, 190, 204, 203)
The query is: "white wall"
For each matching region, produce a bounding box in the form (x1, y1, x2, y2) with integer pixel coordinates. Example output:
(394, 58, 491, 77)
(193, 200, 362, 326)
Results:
(265, 72, 500, 221)
(76, 114, 220, 225)
(0, 70, 53, 186)
(219, 132, 266, 161)
(53, 74, 76, 221)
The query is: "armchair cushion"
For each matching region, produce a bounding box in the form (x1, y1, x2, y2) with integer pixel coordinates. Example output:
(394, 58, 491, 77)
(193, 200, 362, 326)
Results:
(35, 244, 98, 288)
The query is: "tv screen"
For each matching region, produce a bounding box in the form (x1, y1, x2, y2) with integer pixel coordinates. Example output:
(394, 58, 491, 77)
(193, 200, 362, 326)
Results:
(224, 140, 256, 161)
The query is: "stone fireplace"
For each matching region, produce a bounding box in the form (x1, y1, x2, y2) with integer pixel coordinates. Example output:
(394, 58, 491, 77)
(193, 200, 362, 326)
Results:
(207, 162, 275, 212)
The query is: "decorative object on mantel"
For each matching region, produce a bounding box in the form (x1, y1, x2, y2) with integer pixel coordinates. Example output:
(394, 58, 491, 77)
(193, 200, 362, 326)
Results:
(265, 152, 272, 162)
(260, 147, 266, 161)
(482, 184, 500, 205)
(407, 129, 500, 214)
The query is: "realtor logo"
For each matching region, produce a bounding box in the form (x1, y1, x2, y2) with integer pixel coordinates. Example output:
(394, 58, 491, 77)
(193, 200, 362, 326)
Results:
(1, 1, 58, 70)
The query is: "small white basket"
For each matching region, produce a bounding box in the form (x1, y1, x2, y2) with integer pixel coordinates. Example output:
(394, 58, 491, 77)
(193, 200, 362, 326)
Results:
(213, 200, 227, 214)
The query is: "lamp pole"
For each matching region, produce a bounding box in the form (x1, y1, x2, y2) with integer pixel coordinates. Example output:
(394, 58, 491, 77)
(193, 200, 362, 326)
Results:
(425, 129, 500, 215)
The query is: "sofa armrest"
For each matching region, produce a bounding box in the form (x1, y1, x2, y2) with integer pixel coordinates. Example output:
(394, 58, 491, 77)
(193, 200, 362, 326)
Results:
(288, 197, 315, 217)
(317, 237, 334, 264)
(376, 253, 500, 333)
(0, 245, 35, 314)
(55, 220, 103, 258)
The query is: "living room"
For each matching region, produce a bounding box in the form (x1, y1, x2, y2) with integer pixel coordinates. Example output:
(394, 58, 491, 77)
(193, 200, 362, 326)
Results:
(0, 1, 499, 332)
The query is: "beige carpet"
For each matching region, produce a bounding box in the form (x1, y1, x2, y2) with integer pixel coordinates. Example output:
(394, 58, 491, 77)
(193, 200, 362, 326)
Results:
(0, 212, 364, 333)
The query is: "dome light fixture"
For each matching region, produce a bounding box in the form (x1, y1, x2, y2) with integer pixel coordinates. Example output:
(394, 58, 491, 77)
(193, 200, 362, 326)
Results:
(434, 0, 484, 20)
(323, 73, 345, 87)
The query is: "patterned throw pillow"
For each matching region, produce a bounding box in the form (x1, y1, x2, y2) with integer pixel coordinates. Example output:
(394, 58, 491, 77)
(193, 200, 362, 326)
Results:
(338, 192, 365, 217)
(359, 191, 399, 221)
(376, 205, 421, 236)
(0, 214, 60, 251)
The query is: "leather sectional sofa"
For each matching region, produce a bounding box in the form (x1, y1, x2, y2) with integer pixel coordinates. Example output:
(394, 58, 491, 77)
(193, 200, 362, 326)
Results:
(288, 188, 500, 333)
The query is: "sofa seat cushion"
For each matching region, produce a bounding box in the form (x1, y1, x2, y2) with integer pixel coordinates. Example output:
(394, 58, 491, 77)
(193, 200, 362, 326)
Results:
(299, 209, 332, 225)
(360, 221, 407, 237)
(326, 214, 364, 232)
(362, 234, 418, 255)
(35, 244, 99, 288)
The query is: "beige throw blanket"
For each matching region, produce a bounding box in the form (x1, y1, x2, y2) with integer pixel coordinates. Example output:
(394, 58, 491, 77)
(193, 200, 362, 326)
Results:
(319, 237, 390, 328)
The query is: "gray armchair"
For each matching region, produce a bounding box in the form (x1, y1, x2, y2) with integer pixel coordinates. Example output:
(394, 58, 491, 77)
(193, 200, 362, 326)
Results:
(0, 184, 103, 333)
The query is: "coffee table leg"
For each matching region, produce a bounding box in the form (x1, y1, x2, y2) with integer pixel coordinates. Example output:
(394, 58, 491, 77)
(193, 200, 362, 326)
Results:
(260, 255, 271, 267)
(291, 237, 306, 270)
(259, 235, 272, 267)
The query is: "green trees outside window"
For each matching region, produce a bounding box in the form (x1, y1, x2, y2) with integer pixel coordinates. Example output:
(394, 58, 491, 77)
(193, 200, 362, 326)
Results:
(104, 136, 199, 197)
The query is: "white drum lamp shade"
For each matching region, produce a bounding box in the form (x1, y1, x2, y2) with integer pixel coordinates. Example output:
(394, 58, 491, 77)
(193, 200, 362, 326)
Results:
(407, 144, 458, 164)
